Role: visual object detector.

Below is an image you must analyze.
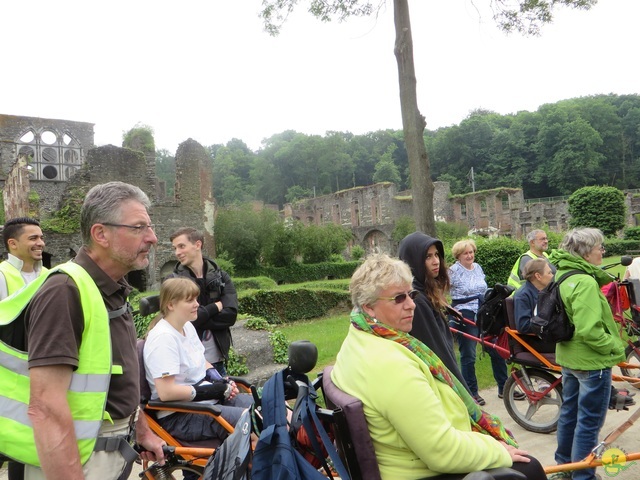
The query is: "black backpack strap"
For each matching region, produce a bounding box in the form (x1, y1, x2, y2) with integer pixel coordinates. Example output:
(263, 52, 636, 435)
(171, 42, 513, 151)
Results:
(556, 270, 584, 285)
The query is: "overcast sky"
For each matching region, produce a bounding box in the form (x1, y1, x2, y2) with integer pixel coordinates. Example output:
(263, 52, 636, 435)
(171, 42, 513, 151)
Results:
(2, 0, 638, 153)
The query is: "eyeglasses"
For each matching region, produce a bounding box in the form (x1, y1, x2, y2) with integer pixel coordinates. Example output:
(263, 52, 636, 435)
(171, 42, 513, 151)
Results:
(377, 290, 419, 304)
(102, 223, 155, 235)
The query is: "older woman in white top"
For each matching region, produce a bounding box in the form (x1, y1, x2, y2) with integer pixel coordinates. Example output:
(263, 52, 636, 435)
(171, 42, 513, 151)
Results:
(449, 239, 510, 405)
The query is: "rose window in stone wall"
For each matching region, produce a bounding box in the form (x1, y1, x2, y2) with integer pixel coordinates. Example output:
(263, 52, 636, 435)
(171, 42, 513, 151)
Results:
(16, 129, 83, 181)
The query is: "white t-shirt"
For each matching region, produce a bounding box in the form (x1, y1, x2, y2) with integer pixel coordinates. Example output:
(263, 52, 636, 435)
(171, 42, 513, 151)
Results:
(144, 319, 208, 412)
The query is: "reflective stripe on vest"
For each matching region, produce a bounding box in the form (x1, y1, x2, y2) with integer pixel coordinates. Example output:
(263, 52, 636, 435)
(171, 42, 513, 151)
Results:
(0, 262, 49, 297)
(0, 262, 112, 466)
(507, 250, 550, 290)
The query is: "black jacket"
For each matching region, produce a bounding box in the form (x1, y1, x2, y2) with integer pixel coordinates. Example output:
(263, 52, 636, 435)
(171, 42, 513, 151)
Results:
(398, 232, 469, 391)
(170, 257, 238, 360)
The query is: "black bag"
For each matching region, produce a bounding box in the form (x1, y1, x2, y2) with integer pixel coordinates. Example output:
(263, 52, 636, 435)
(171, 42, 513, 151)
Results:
(531, 270, 582, 343)
(476, 284, 515, 336)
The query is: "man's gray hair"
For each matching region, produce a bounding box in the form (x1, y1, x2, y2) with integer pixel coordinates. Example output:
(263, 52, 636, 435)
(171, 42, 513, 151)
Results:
(80, 182, 151, 245)
(527, 229, 546, 242)
(558, 227, 604, 259)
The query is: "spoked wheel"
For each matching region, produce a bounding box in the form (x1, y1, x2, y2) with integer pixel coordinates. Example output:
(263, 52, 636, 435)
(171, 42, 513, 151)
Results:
(142, 463, 204, 480)
(621, 340, 640, 389)
(503, 367, 563, 434)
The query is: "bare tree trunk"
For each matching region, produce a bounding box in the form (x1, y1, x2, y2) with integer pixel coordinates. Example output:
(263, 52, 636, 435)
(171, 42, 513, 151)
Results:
(393, 0, 435, 236)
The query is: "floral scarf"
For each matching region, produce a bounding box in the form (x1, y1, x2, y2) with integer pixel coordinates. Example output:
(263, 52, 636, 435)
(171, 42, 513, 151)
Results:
(351, 308, 518, 447)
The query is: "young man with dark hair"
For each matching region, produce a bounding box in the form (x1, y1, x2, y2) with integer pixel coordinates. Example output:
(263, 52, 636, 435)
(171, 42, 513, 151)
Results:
(0, 218, 47, 480)
(169, 227, 238, 376)
(0, 217, 47, 300)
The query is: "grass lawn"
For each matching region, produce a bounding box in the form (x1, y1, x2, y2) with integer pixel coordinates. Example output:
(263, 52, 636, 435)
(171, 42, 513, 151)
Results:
(277, 313, 498, 389)
(602, 255, 626, 279)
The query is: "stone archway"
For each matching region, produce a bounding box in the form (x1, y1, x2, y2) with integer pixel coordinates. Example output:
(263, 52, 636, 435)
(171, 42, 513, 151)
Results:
(362, 229, 392, 255)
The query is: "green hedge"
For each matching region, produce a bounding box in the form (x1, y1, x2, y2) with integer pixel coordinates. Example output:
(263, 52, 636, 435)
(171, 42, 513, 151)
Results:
(599, 239, 640, 256)
(234, 276, 278, 291)
(239, 288, 350, 324)
(472, 237, 528, 287)
(237, 262, 360, 284)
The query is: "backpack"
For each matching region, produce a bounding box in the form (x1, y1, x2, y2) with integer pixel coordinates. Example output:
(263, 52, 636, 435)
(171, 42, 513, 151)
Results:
(530, 270, 582, 343)
(251, 369, 350, 480)
(476, 284, 515, 336)
(202, 409, 252, 480)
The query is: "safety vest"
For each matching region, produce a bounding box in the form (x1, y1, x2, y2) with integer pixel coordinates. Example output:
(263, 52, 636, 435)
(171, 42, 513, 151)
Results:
(507, 250, 550, 289)
(0, 262, 114, 466)
(0, 261, 49, 295)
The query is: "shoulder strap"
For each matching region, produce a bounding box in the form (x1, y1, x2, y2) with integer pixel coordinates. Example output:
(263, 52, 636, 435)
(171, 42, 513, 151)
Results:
(556, 269, 584, 285)
(260, 370, 287, 428)
(291, 379, 350, 480)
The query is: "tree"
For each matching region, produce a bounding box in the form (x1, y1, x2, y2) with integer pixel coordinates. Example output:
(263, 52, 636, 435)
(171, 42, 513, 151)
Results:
(568, 186, 625, 237)
(285, 185, 313, 203)
(372, 145, 401, 184)
(259, 0, 596, 236)
(155, 149, 176, 196)
(122, 123, 155, 155)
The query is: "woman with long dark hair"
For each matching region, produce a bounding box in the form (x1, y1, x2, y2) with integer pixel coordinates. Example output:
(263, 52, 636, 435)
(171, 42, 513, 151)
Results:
(398, 232, 467, 390)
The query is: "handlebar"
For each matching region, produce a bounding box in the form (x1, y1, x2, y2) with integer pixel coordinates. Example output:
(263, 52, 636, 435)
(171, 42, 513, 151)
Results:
(602, 255, 633, 271)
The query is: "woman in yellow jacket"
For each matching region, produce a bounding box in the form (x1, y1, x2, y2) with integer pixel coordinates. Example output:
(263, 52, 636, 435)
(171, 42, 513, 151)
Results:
(332, 254, 546, 480)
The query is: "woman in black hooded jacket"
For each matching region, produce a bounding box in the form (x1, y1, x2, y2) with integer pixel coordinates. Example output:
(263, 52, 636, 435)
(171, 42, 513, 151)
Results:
(398, 232, 469, 392)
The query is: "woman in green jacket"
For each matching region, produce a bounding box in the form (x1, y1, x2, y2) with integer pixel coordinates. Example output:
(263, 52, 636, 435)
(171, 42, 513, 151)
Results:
(548, 228, 625, 480)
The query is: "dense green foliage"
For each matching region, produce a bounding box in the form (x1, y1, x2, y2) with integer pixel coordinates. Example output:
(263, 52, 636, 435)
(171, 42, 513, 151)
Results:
(41, 186, 86, 233)
(350, 245, 365, 260)
(227, 347, 249, 376)
(215, 205, 352, 269)
(152, 95, 640, 209)
(568, 186, 626, 236)
(473, 237, 529, 287)
(122, 124, 155, 155)
(624, 227, 640, 241)
(233, 276, 278, 291)
(156, 149, 176, 196)
(238, 262, 359, 284)
(239, 288, 350, 324)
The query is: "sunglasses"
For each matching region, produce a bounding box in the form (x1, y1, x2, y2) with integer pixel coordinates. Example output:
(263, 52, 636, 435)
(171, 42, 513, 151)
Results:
(377, 290, 419, 304)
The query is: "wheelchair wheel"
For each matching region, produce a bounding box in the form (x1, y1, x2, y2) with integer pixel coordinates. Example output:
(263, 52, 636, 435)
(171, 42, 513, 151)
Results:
(503, 367, 562, 434)
(143, 463, 204, 480)
(621, 340, 640, 389)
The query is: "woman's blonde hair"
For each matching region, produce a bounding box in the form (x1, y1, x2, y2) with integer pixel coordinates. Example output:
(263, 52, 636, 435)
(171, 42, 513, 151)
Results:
(147, 277, 200, 333)
(349, 253, 413, 308)
(451, 239, 477, 259)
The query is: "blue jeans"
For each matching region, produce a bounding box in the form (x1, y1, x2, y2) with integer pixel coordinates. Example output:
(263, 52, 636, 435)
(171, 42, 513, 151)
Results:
(451, 309, 507, 396)
(555, 367, 612, 480)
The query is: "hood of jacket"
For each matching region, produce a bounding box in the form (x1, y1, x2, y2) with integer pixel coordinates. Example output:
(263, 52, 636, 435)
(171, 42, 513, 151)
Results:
(548, 249, 612, 287)
(398, 232, 445, 290)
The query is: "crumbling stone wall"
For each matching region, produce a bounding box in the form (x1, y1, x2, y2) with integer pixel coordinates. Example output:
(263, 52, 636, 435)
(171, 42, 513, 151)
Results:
(151, 139, 216, 289)
(3, 157, 30, 219)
